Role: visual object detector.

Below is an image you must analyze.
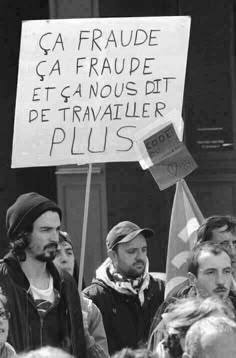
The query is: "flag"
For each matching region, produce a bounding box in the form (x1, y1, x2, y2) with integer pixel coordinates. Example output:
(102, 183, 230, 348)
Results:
(165, 179, 204, 298)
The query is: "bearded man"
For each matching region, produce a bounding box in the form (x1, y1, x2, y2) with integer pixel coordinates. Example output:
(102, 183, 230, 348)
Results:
(0, 192, 86, 357)
(84, 221, 164, 355)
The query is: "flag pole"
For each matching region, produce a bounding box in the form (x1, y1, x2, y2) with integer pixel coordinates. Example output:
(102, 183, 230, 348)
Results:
(78, 163, 92, 292)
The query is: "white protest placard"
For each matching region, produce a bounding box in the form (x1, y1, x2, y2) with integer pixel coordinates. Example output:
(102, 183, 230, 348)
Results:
(12, 16, 191, 168)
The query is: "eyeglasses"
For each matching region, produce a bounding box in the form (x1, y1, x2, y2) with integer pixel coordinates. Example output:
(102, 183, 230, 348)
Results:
(0, 310, 10, 320)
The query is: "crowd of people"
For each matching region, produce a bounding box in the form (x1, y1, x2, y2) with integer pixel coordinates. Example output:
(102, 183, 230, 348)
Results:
(0, 192, 236, 357)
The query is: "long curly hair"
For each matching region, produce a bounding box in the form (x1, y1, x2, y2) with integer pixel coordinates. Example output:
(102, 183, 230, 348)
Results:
(9, 224, 33, 261)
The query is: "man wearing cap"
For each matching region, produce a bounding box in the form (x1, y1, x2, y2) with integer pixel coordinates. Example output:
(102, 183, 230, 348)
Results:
(83, 221, 165, 355)
(0, 192, 86, 357)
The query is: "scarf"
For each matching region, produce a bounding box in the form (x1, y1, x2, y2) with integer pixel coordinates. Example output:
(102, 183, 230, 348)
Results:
(95, 258, 150, 305)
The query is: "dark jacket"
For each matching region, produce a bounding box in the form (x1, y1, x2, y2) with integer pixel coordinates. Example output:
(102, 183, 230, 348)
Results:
(84, 275, 165, 355)
(0, 252, 87, 358)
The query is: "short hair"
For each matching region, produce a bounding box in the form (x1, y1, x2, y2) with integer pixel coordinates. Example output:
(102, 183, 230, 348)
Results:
(18, 346, 73, 358)
(163, 296, 234, 334)
(197, 215, 236, 243)
(187, 241, 232, 277)
(184, 315, 236, 357)
(150, 296, 235, 357)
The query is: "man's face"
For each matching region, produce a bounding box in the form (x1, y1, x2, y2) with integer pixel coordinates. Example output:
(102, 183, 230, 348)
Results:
(25, 211, 61, 262)
(54, 241, 75, 275)
(111, 234, 148, 278)
(211, 225, 236, 270)
(191, 250, 232, 299)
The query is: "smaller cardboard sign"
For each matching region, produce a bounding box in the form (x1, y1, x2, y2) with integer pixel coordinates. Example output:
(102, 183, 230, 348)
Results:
(133, 109, 184, 169)
(149, 146, 197, 190)
(133, 109, 197, 190)
(144, 123, 183, 164)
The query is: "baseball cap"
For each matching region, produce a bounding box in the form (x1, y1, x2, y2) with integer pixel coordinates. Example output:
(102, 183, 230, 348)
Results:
(106, 221, 154, 250)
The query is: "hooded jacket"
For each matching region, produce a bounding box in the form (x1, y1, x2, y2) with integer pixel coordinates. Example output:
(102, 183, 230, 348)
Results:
(0, 252, 87, 358)
(83, 258, 165, 355)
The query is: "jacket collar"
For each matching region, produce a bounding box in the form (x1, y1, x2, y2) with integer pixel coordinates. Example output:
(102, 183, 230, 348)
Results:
(3, 251, 62, 291)
(95, 257, 150, 303)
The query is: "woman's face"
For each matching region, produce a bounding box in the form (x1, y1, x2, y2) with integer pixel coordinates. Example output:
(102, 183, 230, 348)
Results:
(54, 241, 75, 275)
(0, 301, 9, 347)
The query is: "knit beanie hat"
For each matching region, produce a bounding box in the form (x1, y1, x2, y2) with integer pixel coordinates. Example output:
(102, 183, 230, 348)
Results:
(6, 192, 62, 240)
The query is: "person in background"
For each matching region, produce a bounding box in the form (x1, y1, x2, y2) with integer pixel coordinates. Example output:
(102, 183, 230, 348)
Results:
(84, 221, 165, 355)
(18, 346, 73, 358)
(186, 241, 233, 300)
(0, 289, 16, 358)
(112, 348, 153, 358)
(183, 315, 236, 358)
(150, 241, 236, 335)
(150, 296, 235, 358)
(0, 192, 86, 357)
(197, 215, 236, 278)
(54, 231, 110, 358)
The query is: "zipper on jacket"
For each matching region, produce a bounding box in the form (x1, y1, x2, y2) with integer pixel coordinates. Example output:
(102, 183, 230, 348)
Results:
(39, 292, 61, 347)
(65, 307, 76, 355)
(40, 317, 43, 346)
(27, 291, 60, 347)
